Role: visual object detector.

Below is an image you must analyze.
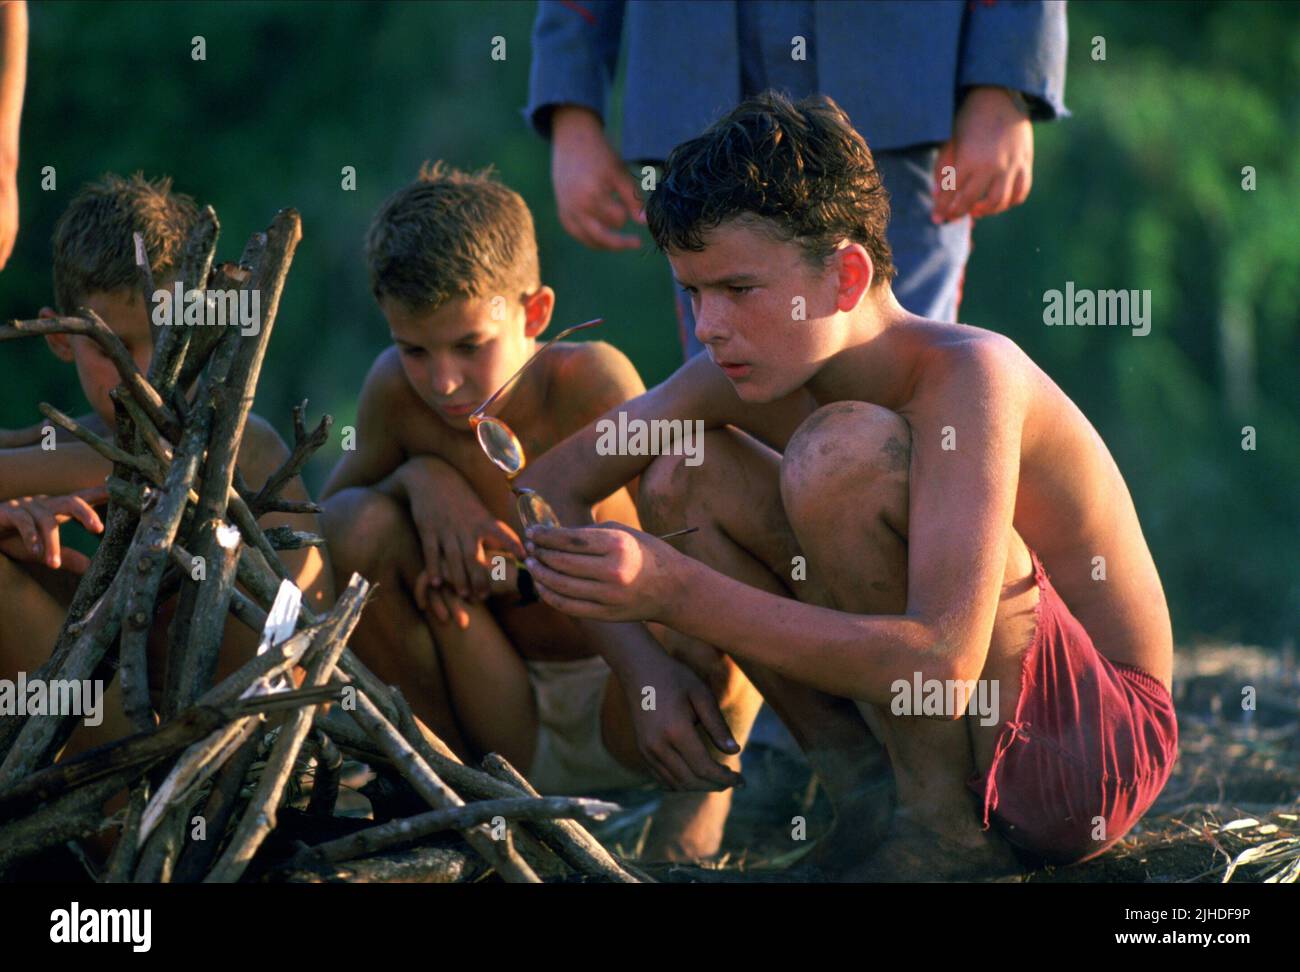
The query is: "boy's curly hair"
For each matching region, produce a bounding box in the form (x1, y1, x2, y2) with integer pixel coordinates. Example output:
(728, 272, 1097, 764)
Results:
(647, 91, 897, 285)
(365, 160, 540, 309)
(52, 172, 199, 315)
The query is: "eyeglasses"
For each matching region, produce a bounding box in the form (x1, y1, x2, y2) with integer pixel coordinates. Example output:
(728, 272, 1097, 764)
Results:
(469, 317, 697, 542)
(470, 318, 602, 529)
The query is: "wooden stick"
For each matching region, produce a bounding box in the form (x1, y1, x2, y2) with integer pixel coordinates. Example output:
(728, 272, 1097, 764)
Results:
(170, 733, 258, 883)
(345, 688, 540, 883)
(481, 753, 646, 883)
(299, 796, 620, 866)
(2, 313, 181, 440)
(249, 402, 333, 516)
(204, 575, 371, 883)
(282, 845, 482, 884)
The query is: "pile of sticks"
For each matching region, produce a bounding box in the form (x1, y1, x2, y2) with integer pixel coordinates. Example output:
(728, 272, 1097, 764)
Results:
(0, 207, 642, 883)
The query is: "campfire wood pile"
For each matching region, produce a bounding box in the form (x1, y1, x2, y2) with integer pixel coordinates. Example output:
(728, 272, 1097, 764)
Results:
(0, 207, 642, 884)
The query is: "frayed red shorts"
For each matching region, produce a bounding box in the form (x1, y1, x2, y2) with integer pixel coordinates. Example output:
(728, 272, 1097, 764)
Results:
(966, 549, 1179, 864)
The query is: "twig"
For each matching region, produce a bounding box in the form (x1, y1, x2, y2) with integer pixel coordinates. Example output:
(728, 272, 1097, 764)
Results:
(307, 730, 342, 817)
(249, 400, 333, 516)
(345, 691, 541, 883)
(299, 796, 621, 866)
(204, 575, 371, 883)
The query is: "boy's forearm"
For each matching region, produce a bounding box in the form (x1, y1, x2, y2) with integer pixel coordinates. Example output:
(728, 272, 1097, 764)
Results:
(572, 617, 673, 690)
(0, 440, 111, 499)
(665, 558, 953, 708)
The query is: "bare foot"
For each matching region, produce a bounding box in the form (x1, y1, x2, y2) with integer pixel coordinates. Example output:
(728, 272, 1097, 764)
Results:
(839, 810, 1024, 883)
(641, 789, 733, 862)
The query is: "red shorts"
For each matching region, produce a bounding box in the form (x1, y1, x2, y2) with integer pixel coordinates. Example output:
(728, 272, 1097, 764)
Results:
(966, 549, 1179, 864)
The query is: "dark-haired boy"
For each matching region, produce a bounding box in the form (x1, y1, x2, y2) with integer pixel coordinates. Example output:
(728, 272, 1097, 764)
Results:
(320, 162, 761, 860)
(520, 92, 1178, 879)
(1, 173, 332, 752)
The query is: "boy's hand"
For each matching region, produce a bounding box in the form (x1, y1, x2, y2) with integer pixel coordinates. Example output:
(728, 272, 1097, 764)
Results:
(401, 457, 526, 608)
(523, 522, 683, 623)
(0, 486, 108, 572)
(622, 651, 744, 791)
(932, 86, 1034, 223)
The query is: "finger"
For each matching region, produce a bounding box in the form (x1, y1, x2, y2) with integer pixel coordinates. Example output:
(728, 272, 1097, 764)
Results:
(526, 556, 615, 604)
(440, 588, 470, 630)
(487, 520, 526, 560)
(53, 495, 104, 534)
(941, 167, 995, 222)
(639, 748, 677, 790)
(530, 544, 612, 581)
(28, 502, 62, 568)
(673, 724, 742, 789)
(443, 538, 471, 600)
(577, 212, 641, 251)
(659, 746, 714, 792)
(970, 170, 1014, 220)
(428, 582, 451, 625)
(531, 576, 610, 620)
(6, 507, 41, 559)
(77, 484, 111, 509)
(1008, 166, 1032, 209)
(691, 688, 741, 755)
(611, 170, 645, 226)
(469, 538, 492, 601)
(60, 548, 92, 574)
(413, 568, 429, 612)
(418, 531, 443, 590)
(526, 524, 617, 555)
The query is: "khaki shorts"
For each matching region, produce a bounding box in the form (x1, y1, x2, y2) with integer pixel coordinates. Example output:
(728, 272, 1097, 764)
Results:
(525, 655, 653, 795)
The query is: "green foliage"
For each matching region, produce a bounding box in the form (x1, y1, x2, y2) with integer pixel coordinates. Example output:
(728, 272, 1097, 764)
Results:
(1, 1, 1295, 645)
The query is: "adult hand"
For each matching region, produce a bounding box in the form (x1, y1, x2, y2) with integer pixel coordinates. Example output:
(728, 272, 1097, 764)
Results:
(932, 86, 1034, 223)
(550, 105, 645, 251)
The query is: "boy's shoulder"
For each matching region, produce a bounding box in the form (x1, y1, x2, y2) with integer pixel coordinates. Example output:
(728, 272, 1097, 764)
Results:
(543, 339, 645, 426)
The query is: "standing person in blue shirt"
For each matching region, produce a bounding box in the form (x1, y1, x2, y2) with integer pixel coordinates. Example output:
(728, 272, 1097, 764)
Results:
(526, 0, 1068, 356)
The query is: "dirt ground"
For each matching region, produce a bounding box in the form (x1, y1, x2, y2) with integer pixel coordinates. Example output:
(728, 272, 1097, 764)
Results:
(586, 642, 1300, 883)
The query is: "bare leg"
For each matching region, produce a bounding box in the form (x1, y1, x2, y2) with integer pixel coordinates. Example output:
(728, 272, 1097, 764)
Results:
(320, 487, 469, 755)
(780, 402, 1039, 880)
(634, 428, 893, 862)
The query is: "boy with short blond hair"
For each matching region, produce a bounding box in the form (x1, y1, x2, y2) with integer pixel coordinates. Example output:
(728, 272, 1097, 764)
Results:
(322, 162, 761, 859)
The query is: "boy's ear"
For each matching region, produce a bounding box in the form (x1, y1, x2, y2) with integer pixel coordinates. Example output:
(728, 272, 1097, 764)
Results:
(522, 285, 556, 339)
(834, 244, 875, 313)
(40, 306, 76, 362)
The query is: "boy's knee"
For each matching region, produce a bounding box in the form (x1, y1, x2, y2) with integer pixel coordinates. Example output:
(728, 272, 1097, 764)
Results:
(636, 428, 744, 526)
(321, 487, 412, 577)
(781, 402, 910, 519)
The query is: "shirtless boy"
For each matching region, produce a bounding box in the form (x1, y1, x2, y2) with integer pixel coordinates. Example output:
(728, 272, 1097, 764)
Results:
(518, 93, 1179, 879)
(320, 163, 761, 859)
(0, 173, 331, 754)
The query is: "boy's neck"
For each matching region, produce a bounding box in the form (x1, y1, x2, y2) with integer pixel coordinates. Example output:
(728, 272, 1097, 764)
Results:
(804, 286, 924, 411)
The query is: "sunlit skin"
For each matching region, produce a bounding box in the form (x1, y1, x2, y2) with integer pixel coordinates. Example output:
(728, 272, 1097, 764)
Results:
(519, 217, 1175, 877)
(2, 282, 334, 788)
(382, 289, 553, 433)
(42, 287, 160, 432)
(321, 286, 760, 860)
